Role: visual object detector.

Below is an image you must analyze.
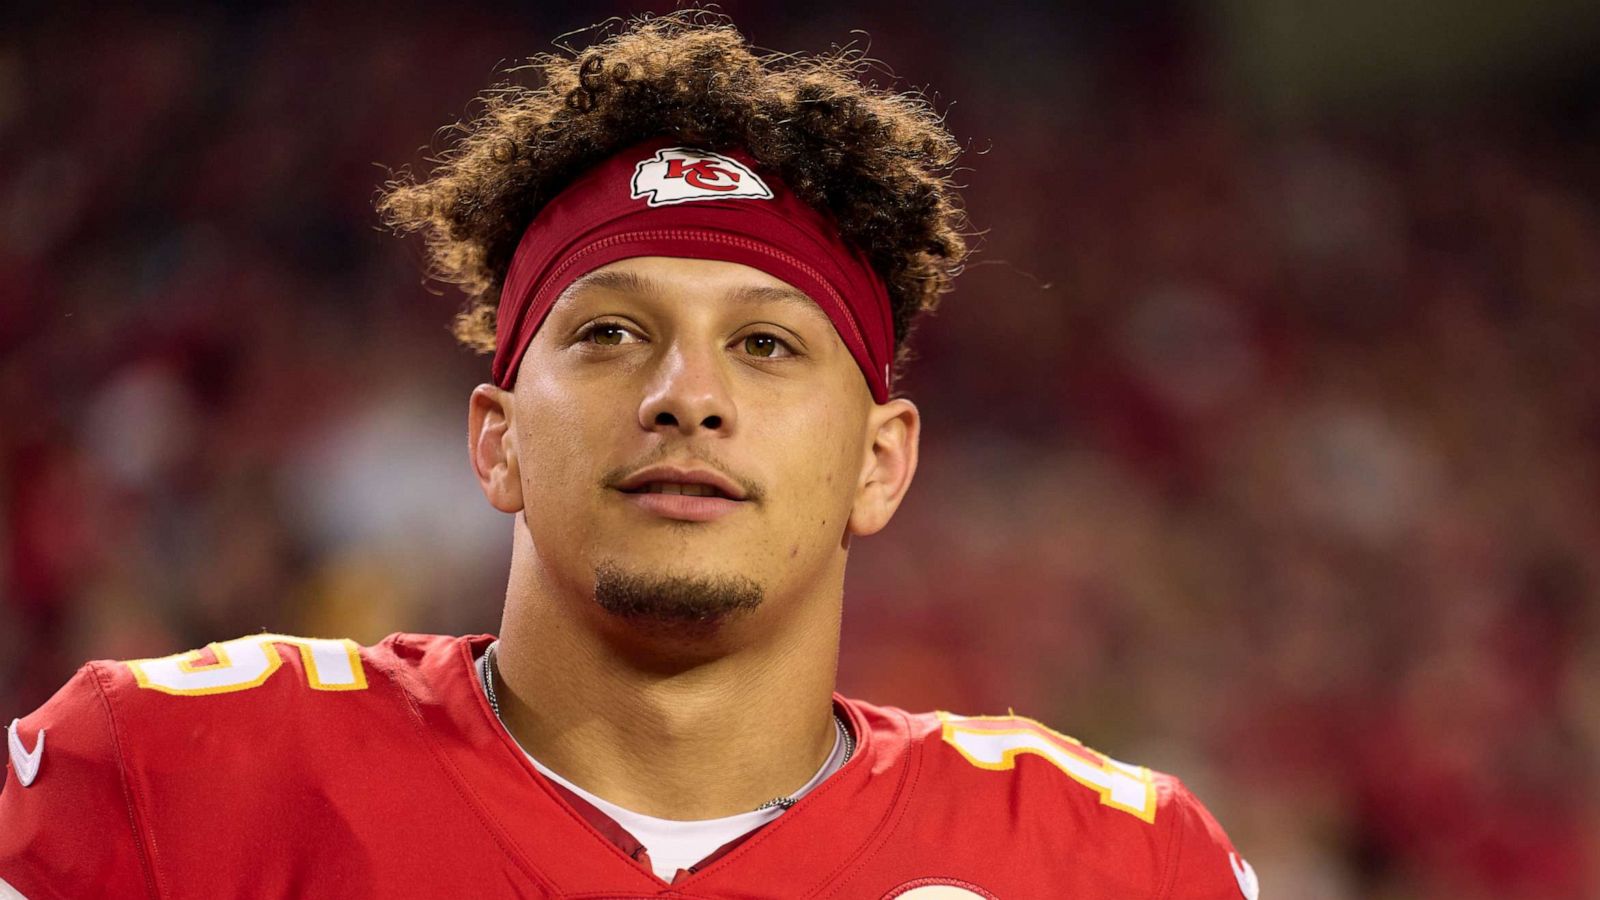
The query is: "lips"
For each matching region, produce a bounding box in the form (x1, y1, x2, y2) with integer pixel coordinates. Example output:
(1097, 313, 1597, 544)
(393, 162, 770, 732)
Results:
(614, 465, 747, 501)
(614, 464, 749, 522)
(620, 491, 741, 522)
(628, 482, 728, 498)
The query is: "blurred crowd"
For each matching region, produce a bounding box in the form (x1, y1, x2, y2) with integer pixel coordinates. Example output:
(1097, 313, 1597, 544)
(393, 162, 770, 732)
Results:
(3, 4, 1597, 898)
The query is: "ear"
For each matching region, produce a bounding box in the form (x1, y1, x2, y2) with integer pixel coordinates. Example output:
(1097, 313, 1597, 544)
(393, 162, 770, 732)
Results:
(468, 384, 524, 513)
(847, 397, 921, 537)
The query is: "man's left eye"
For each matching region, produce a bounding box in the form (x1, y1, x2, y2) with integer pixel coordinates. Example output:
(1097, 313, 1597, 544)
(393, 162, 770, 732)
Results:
(741, 333, 793, 358)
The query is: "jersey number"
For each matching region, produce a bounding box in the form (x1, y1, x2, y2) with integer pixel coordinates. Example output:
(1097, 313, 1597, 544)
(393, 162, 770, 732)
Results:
(939, 713, 1157, 822)
(125, 633, 368, 696)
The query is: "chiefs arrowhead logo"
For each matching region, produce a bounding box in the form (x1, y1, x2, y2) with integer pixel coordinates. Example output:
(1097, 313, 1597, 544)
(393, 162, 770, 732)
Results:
(631, 147, 773, 207)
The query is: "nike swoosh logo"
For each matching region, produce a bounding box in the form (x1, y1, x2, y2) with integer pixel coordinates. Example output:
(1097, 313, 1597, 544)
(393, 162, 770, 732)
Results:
(1230, 852, 1260, 900)
(7, 718, 44, 788)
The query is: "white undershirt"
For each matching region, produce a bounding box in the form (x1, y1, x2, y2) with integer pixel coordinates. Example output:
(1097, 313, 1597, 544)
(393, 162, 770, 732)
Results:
(476, 647, 849, 881)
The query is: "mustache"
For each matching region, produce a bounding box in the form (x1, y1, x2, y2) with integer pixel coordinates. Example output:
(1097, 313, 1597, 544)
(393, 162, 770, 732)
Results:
(598, 448, 766, 504)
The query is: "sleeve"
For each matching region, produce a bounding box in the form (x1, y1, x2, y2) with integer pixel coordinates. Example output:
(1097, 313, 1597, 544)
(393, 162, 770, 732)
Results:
(1158, 779, 1259, 900)
(0, 663, 156, 900)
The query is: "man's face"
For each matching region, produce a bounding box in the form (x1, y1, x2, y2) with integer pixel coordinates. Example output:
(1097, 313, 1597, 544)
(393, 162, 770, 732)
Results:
(504, 256, 880, 627)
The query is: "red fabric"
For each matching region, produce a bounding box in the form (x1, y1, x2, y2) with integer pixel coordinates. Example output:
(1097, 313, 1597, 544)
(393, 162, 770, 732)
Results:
(492, 138, 895, 403)
(1, 633, 1249, 898)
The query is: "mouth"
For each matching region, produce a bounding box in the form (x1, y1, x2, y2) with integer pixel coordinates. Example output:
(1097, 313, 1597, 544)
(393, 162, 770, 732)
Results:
(610, 463, 752, 523)
(620, 482, 736, 499)
(616, 483, 746, 522)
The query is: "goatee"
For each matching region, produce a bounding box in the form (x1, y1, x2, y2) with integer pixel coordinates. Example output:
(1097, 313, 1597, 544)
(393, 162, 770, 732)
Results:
(592, 560, 764, 628)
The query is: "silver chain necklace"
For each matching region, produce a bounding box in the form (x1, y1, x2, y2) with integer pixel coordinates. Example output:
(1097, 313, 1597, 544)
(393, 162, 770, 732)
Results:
(478, 640, 854, 812)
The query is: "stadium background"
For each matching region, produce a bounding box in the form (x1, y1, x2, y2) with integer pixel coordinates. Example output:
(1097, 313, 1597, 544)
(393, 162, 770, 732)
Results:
(4, 1, 1599, 896)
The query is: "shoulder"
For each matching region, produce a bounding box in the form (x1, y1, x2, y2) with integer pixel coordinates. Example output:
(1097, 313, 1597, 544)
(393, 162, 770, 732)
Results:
(3, 634, 492, 894)
(58, 632, 488, 750)
(102, 631, 480, 702)
(2, 663, 153, 892)
(6, 632, 486, 802)
(853, 702, 1257, 899)
(856, 704, 1169, 823)
(6, 662, 122, 786)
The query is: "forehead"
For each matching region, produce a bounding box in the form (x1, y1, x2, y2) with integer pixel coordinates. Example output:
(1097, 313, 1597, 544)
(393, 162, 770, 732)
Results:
(555, 257, 832, 327)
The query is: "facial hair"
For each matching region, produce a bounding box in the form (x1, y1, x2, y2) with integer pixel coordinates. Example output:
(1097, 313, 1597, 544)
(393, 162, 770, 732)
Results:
(592, 559, 764, 628)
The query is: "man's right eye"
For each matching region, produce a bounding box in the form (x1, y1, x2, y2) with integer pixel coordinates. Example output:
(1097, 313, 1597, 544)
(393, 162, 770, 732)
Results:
(581, 323, 637, 346)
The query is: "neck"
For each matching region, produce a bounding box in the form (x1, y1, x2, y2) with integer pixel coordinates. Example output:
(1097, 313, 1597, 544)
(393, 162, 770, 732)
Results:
(492, 518, 846, 820)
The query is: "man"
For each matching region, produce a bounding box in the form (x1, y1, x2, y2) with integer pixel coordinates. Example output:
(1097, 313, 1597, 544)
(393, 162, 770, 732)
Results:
(1, 13, 1257, 899)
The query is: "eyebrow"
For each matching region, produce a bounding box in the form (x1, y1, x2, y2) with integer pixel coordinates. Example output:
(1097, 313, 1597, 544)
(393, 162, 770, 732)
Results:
(562, 268, 829, 323)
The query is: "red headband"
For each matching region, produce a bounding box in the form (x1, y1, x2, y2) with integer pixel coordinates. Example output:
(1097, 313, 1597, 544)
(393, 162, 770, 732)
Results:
(492, 137, 894, 403)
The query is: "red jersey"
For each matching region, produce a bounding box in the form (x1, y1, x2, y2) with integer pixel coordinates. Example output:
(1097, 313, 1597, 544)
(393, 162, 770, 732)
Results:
(1, 633, 1257, 899)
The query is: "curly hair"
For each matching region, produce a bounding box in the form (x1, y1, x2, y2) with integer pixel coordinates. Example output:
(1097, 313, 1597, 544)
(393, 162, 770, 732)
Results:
(377, 9, 970, 378)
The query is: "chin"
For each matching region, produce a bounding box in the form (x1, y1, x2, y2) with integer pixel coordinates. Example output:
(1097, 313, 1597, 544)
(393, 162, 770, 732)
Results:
(589, 558, 766, 629)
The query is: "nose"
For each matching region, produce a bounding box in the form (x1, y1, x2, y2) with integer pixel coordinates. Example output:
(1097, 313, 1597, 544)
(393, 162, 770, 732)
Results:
(637, 342, 737, 436)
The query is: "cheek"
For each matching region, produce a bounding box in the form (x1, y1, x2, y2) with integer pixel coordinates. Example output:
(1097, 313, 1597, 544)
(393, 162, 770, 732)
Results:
(513, 380, 618, 513)
(767, 397, 863, 533)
